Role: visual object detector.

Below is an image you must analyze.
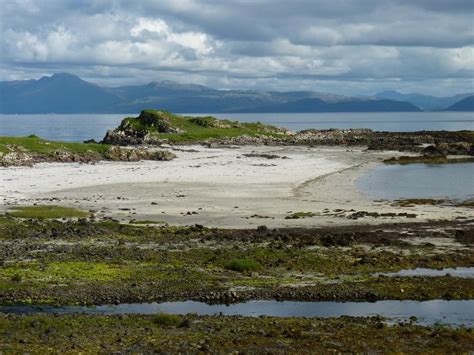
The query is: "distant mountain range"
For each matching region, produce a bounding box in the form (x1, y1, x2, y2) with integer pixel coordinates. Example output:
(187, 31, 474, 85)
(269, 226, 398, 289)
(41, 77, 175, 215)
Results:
(375, 90, 473, 111)
(444, 95, 474, 111)
(0, 73, 472, 113)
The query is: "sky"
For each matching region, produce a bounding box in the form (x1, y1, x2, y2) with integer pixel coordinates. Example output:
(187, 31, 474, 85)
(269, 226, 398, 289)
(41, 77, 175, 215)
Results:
(1, 0, 473, 96)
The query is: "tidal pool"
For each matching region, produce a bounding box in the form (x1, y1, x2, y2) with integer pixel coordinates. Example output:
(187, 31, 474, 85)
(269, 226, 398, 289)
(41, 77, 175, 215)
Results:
(357, 163, 474, 200)
(1, 300, 473, 326)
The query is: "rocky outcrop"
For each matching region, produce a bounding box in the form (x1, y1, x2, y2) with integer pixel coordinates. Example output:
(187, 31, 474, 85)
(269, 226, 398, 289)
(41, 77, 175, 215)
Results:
(103, 146, 176, 161)
(288, 128, 373, 145)
(203, 134, 283, 147)
(204, 129, 473, 155)
(50, 150, 103, 163)
(102, 110, 185, 145)
(0, 146, 175, 167)
(101, 109, 473, 154)
(0, 151, 33, 167)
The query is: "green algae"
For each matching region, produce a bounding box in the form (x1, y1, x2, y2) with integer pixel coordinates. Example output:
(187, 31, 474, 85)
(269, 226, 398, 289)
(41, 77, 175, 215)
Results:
(0, 314, 472, 353)
(7, 205, 90, 219)
(0, 217, 472, 305)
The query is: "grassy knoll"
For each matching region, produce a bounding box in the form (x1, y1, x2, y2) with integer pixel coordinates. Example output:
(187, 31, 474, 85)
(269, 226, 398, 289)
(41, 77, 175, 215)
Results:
(0, 135, 109, 155)
(105, 109, 288, 143)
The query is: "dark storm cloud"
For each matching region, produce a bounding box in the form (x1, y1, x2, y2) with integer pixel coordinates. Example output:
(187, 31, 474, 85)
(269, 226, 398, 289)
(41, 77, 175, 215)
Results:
(0, 0, 473, 95)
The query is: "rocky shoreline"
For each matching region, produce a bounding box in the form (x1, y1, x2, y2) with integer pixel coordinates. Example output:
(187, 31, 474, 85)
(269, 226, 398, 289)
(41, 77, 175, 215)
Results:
(2, 110, 472, 167)
(200, 129, 474, 154)
(1, 217, 472, 306)
(101, 110, 474, 155)
(0, 144, 176, 167)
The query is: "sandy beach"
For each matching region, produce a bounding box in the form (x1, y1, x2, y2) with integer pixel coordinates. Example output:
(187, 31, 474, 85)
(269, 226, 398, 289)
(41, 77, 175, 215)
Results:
(1, 145, 472, 227)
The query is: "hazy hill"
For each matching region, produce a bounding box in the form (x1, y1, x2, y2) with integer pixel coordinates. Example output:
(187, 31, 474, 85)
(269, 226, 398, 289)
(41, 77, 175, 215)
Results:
(237, 97, 421, 113)
(0, 73, 122, 113)
(444, 96, 474, 111)
(1, 73, 423, 113)
(375, 90, 473, 111)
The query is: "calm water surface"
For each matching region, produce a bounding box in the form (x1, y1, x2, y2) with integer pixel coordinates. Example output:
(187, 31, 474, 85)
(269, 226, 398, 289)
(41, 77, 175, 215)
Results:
(0, 112, 472, 142)
(358, 163, 474, 200)
(1, 300, 472, 326)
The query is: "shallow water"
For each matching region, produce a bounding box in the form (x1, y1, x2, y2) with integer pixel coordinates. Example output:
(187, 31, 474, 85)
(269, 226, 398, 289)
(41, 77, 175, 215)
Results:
(1, 300, 473, 326)
(357, 163, 474, 200)
(373, 267, 474, 278)
(1, 112, 473, 142)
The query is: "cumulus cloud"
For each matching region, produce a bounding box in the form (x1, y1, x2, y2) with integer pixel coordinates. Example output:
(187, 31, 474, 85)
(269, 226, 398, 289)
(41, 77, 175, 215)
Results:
(0, 0, 473, 95)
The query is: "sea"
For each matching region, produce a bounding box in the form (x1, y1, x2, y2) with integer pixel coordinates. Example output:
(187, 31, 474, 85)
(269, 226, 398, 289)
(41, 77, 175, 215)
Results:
(0, 111, 473, 142)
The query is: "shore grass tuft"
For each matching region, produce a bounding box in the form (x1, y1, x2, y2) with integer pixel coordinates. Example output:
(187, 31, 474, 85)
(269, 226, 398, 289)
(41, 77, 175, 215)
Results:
(225, 258, 262, 272)
(152, 313, 182, 327)
(10, 273, 22, 283)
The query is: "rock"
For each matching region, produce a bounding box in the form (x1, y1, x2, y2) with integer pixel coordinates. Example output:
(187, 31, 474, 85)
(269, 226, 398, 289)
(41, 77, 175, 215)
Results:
(103, 146, 176, 162)
(243, 153, 282, 159)
(178, 319, 193, 328)
(0, 151, 33, 167)
(30, 320, 42, 328)
(102, 110, 185, 145)
(53, 150, 72, 160)
(422, 145, 445, 157)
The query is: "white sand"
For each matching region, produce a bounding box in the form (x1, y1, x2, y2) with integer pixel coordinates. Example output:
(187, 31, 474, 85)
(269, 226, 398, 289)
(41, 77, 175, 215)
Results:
(1, 145, 471, 227)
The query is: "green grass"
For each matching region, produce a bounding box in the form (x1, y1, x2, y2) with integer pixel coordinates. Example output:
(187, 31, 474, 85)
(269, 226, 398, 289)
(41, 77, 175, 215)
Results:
(7, 205, 90, 219)
(0, 135, 110, 155)
(119, 109, 287, 142)
(152, 313, 183, 327)
(225, 258, 262, 272)
(1, 261, 131, 283)
(10, 273, 22, 283)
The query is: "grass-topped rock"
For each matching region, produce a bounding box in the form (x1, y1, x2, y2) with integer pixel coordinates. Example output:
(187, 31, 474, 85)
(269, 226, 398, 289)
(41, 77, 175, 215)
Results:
(102, 109, 290, 145)
(0, 135, 176, 167)
(102, 110, 474, 152)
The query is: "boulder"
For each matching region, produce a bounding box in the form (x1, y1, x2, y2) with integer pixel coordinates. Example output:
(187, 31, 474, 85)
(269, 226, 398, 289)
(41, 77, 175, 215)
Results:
(102, 110, 185, 145)
(103, 146, 176, 162)
(0, 151, 33, 167)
